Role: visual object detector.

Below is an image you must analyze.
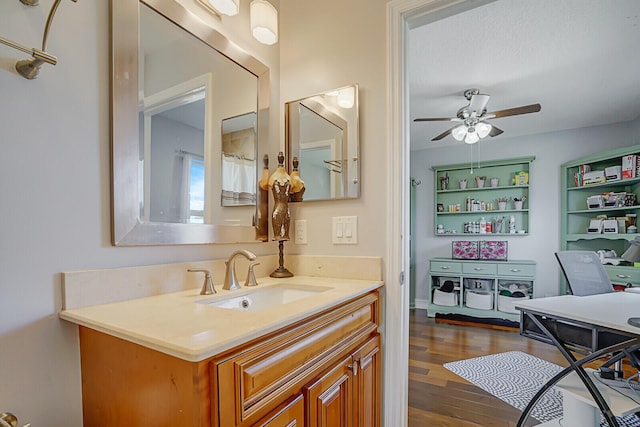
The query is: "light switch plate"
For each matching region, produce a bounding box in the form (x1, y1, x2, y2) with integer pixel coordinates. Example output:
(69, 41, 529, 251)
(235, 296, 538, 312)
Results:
(332, 216, 357, 244)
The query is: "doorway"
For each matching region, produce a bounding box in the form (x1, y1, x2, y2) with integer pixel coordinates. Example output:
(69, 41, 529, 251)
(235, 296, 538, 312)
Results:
(386, 1, 493, 426)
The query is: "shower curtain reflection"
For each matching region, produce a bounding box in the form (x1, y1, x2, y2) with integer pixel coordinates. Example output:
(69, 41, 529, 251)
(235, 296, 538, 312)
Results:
(221, 154, 256, 206)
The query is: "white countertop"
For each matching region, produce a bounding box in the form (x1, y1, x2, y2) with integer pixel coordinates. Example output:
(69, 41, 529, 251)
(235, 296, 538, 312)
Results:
(516, 291, 640, 335)
(59, 276, 383, 362)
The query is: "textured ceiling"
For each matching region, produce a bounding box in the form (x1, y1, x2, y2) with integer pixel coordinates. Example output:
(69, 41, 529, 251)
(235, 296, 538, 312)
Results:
(409, 0, 640, 150)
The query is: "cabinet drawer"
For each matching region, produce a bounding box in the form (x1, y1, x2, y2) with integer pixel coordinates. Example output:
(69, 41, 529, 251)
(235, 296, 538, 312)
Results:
(212, 292, 379, 426)
(430, 260, 462, 274)
(605, 266, 640, 286)
(462, 262, 497, 275)
(497, 263, 536, 278)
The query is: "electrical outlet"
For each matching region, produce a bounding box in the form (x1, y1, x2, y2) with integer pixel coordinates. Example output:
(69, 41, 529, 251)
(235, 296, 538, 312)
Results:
(294, 220, 308, 244)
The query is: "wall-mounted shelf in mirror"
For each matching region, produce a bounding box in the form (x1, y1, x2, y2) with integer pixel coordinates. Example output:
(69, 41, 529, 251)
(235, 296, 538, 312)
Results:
(111, 0, 269, 245)
(285, 84, 360, 202)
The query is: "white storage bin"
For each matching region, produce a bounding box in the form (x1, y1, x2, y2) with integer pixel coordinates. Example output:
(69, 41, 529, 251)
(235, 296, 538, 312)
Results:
(433, 288, 458, 306)
(465, 290, 493, 310)
(497, 294, 529, 314)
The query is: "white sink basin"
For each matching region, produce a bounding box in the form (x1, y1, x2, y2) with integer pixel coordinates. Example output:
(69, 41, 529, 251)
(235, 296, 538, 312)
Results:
(196, 283, 333, 312)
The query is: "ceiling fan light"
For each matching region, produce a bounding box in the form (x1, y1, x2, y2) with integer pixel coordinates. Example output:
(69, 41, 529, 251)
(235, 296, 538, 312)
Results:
(464, 131, 479, 144)
(452, 125, 467, 141)
(476, 122, 492, 138)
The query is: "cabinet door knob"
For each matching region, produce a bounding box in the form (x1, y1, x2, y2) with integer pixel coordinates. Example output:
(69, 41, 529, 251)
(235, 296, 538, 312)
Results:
(617, 274, 631, 279)
(510, 269, 520, 272)
(348, 361, 359, 376)
(440, 266, 450, 270)
(473, 267, 482, 271)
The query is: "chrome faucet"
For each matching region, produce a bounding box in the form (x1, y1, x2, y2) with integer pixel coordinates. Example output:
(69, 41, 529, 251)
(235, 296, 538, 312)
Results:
(188, 268, 216, 295)
(223, 250, 257, 291)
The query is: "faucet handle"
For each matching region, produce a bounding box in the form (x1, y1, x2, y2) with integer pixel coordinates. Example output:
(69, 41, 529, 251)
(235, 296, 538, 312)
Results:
(244, 262, 260, 287)
(188, 268, 216, 295)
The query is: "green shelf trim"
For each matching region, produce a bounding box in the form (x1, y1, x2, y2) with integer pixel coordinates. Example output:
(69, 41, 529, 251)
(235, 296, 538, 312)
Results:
(434, 233, 529, 237)
(567, 177, 640, 191)
(564, 233, 638, 242)
(432, 155, 535, 172)
(437, 209, 528, 215)
(567, 205, 640, 214)
(561, 144, 640, 168)
(437, 185, 529, 194)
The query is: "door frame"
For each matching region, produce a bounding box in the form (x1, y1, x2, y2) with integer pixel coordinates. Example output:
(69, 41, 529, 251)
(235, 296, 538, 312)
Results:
(384, 1, 493, 425)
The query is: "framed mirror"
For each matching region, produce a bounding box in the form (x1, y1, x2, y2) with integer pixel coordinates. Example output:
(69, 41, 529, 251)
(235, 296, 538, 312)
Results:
(285, 84, 360, 202)
(111, 0, 269, 245)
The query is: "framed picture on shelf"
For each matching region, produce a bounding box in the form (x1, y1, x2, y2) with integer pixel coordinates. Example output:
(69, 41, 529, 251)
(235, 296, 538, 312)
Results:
(437, 203, 444, 212)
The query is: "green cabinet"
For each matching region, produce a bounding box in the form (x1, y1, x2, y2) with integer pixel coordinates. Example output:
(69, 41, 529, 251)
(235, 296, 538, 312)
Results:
(560, 145, 640, 293)
(433, 156, 535, 236)
(428, 257, 536, 322)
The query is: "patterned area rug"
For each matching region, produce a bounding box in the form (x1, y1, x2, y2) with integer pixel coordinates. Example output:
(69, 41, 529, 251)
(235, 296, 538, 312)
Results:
(443, 351, 640, 426)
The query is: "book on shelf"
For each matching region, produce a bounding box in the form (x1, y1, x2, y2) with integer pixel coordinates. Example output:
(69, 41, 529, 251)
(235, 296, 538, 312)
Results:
(622, 154, 638, 179)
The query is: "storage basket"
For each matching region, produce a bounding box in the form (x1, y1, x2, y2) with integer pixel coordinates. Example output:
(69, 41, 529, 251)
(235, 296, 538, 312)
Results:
(465, 290, 493, 310)
(497, 294, 529, 314)
(452, 241, 479, 260)
(479, 241, 508, 260)
(433, 288, 458, 306)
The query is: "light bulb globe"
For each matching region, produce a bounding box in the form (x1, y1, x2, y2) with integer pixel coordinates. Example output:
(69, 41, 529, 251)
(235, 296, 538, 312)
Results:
(464, 131, 479, 144)
(476, 122, 492, 138)
(452, 125, 467, 141)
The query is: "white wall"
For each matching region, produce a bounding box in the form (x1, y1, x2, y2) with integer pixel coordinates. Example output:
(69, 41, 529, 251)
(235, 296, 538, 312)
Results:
(0, 1, 280, 425)
(279, 0, 389, 257)
(411, 119, 640, 304)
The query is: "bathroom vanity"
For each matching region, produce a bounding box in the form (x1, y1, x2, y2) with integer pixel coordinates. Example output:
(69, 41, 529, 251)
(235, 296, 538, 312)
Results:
(60, 274, 382, 427)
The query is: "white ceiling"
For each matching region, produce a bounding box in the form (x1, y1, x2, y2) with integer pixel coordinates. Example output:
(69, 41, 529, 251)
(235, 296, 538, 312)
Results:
(409, 0, 640, 150)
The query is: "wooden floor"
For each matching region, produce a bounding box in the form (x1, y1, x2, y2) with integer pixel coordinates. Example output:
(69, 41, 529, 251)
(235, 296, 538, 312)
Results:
(407, 309, 583, 427)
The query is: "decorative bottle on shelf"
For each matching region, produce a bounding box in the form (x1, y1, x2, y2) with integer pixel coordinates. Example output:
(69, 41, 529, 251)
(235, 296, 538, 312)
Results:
(509, 215, 516, 234)
(480, 217, 487, 234)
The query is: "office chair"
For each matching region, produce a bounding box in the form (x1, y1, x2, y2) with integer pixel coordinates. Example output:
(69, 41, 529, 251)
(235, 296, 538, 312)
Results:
(555, 251, 615, 296)
(555, 251, 640, 374)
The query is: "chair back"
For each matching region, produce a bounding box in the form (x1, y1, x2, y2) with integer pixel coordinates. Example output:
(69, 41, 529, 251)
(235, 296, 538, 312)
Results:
(555, 251, 615, 296)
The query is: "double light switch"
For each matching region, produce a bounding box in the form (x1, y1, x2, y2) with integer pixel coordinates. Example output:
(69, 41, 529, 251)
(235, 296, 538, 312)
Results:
(332, 216, 358, 244)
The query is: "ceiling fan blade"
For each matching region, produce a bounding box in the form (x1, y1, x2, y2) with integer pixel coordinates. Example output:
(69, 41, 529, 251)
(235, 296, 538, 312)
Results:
(414, 117, 457, 122)
(468, 94, 490, 116)
(487, 103, 541, 119)
(489, 125, 504, 137)
(431, 126, 456, 141)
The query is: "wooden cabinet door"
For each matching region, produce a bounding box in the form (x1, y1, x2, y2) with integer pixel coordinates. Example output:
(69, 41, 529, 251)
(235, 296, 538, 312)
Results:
(304, 355, 354, 427)
(352, 334, 381, 427)
(252, 394, 304, 427)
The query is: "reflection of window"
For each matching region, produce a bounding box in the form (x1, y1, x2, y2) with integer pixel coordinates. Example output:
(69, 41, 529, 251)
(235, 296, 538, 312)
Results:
(189, 157, 205, 223)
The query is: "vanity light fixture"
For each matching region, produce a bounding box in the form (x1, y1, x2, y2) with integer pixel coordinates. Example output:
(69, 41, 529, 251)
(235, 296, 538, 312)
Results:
(337, 87, 355, 109)
(250, 0, 278, 45)
(198, 0, 239, 17)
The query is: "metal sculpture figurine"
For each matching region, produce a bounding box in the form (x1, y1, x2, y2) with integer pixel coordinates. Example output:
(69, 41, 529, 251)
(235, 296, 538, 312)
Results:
(267, 152, 294, 278)
(268, 152, 292, 241)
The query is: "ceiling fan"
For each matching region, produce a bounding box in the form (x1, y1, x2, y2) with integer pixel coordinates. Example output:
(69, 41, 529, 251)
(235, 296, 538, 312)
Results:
(414, 89, 541, 144)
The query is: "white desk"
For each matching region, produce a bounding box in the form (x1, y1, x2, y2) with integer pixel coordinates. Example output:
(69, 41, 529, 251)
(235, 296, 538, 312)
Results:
(516, 292, 640, 427)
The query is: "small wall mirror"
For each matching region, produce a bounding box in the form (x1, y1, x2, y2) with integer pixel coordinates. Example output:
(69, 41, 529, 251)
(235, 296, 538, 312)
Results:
(285, 84, 360, 201)
(221, 112, 257, 207)
(111, 0, 269, 245)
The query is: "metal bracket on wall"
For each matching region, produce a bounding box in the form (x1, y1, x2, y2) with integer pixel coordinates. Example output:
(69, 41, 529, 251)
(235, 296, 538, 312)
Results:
(0, 0, 78, 79)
